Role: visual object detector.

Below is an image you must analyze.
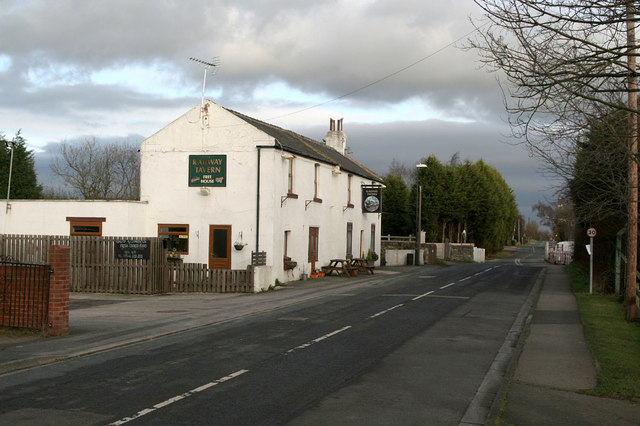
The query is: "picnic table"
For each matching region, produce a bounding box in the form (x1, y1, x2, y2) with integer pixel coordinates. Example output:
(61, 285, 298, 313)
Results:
(349, 258, 375, 275)
(322, 259, 357, 277)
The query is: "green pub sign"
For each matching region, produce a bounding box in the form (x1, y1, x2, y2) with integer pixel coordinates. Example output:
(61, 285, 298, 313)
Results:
(189, 155, 226, 187)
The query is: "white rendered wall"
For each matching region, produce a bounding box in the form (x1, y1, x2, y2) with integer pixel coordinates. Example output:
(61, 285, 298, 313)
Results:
(0, 200, 149, 236)
(140, 102, 269, 270)
(0, 101, 382, 290)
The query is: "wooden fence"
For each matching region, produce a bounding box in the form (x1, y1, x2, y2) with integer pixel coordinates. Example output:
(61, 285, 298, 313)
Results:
(70, 236, 167, 294)
(168, 263, 253, 293)
(0, 234, 254, 294)
(0, 234, 70, 264)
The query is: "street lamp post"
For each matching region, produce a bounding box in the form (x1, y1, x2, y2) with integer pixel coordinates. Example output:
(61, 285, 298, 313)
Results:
(5, 140, 15, 213)
(415, 164, 428, 265)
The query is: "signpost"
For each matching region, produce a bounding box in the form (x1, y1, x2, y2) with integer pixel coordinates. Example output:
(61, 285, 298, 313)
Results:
(587, 227, 597, 294)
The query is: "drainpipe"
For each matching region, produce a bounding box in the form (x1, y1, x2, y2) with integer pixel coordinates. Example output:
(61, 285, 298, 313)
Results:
(256, 147, 261, 253)
(255, 145, 277, 253)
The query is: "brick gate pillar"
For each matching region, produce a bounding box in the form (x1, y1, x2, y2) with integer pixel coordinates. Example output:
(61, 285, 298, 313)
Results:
(48, 245, 70, 336)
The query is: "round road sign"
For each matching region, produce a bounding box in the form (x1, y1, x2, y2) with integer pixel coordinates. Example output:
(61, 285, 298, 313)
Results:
(587, 227, 597, 238)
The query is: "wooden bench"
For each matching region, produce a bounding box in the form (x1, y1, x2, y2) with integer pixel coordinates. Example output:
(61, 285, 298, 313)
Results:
(322, 259, 356, 277)
(349, 258, 375, 275)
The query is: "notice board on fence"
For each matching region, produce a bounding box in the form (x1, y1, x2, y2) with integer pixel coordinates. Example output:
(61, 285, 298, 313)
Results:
(114, 240, 151, 260)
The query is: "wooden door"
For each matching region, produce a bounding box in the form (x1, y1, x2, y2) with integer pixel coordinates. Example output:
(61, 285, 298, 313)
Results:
(308, 227, 319, 270)
(209, 225, 231, 269)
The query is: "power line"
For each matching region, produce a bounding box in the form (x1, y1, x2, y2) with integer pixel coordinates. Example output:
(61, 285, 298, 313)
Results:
(263, 24, 484, 122)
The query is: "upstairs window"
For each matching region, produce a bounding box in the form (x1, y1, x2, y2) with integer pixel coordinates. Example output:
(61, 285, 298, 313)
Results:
(314, 163, 319, 198)
(287, 158, 294, 194)
(347, 174, 353, 206)
(158, 224, 189, 254)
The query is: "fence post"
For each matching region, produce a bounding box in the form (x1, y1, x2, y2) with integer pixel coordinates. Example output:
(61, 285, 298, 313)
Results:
(48, 245, 70, 336)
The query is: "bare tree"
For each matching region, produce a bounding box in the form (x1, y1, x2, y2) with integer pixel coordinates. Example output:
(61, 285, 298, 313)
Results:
(532, 196, 576, 241)
(50, 139, 140, 200)
(470, 0, 640, 319)
(470, 0, 638, 179)
(388, 158, 415, 184)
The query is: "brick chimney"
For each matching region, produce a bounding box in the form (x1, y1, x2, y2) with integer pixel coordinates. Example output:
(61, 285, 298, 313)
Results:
(325, 118, 346, 155)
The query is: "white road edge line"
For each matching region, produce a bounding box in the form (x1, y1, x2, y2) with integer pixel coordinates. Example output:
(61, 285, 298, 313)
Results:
(286, 326, 352, 354)
(440, 283, 455, 289)
(109, 369, 249, 425)
(369, 304, 404, 319)
(412, 290, 434, 301)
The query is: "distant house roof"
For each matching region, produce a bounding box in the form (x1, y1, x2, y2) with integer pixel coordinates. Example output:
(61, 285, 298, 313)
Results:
(225, 108, 383, 183)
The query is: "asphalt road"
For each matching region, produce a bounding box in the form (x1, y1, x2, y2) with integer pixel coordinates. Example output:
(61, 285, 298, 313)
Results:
(0, 245, 544, 425)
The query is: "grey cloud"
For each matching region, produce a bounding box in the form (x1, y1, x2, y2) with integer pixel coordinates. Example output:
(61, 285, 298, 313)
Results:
(0, 0, 497, 115)
(291, 118, 553, 218)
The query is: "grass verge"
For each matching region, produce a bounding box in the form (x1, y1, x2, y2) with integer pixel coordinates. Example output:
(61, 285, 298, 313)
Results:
(567, 262, 640, 399)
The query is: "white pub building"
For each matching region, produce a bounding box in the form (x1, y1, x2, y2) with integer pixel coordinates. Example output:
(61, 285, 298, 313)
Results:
(1, 101, 383, 291)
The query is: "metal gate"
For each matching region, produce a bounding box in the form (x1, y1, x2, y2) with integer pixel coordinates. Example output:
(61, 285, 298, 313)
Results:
(0, 255, 52, 330)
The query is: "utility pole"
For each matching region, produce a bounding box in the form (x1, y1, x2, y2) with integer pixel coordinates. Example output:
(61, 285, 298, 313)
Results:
(626, 1, 638, 321)
(5, 140, 14, 213)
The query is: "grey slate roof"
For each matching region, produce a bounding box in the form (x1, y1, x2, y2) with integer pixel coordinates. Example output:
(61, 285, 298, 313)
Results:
(225, 107, 383, 183)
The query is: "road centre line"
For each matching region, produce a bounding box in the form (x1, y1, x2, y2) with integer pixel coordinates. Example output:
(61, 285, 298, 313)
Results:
(460, 276, 472, 281)
(383, 294, 420, 297)
(440, 283, 455, 289)
(412, 290, 435, 301)
(110, 369, 249, 425)
(286, 326, 352, 354)
(419, 275, 436, 278)
(369, 304, 404, 319)
(423, 294, 470, 300)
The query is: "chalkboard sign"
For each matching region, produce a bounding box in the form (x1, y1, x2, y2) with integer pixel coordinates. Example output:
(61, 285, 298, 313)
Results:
(114, 240, 151, 260)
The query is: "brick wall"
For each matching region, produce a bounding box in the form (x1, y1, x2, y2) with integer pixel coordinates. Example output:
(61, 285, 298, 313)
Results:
(0, 245, 70, 335)
(47, 245, 70, 336)
(0, 264, 49, 330)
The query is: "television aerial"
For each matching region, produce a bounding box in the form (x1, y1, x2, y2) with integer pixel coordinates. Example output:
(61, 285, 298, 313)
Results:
(189, 57, 220, 121)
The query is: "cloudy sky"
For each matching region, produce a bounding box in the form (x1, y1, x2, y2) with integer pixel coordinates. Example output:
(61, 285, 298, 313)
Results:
(0, 0, 555, 223)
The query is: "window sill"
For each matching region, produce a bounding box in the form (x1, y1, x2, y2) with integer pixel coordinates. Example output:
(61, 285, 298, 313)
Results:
(313, 197, 323, 203)
(281, 193, 299, 207)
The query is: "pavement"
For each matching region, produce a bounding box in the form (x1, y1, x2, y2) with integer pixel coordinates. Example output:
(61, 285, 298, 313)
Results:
(487, 264, 640, 426)
(1, 262, 640, 424)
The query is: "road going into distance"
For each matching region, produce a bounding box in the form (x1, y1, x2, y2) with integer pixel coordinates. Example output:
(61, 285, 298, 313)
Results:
(0, 244, 545, 425)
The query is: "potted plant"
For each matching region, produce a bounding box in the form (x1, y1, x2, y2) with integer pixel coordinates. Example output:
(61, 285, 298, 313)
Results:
(366, 249, 379, 266)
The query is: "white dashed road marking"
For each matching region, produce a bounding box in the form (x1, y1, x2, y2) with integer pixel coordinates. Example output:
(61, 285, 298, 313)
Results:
(285, 326, 353, 354)
(369, 304, 404, 319)
(110, 369, 249, 425)
(412, 290, 435, 301)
